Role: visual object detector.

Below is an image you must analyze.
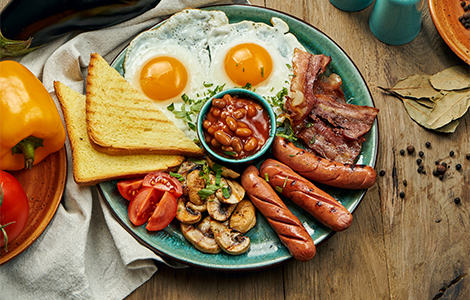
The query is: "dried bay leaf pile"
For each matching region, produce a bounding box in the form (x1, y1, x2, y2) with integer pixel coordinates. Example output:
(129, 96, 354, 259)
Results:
(380, 66, 470, 133)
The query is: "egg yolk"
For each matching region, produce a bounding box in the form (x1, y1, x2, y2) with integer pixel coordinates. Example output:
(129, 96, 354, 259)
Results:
(224, 43, 272, 87)
(139, 56, 187, 101)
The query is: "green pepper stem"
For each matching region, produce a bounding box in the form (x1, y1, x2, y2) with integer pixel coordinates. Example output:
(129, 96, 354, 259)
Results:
(0, 30, 39, 59)
(11, 136, 44, 170)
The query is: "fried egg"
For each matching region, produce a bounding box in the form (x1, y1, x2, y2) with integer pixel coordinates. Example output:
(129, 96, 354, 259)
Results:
(208, 17, 306, 98)
(123, 9, 228, 139)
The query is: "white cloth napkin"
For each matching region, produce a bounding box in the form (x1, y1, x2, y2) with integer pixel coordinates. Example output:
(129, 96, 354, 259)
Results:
(0, 0, 248, 299)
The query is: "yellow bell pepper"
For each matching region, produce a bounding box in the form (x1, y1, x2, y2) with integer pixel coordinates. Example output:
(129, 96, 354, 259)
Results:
(0, 60, 66, 170)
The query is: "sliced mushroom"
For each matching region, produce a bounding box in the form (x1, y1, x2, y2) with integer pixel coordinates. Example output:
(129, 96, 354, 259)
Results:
(207, 195, 237, 221)
(186, 201, 207, 213)
(186, 169, 206, 205)
(176, 197, 201, 225)
(206, 157, 240, 179)
(181, 216, 221, 254)
(210, 220, 250, 255)
(177, 160, 201, 196)
(216, 179, 245, 205)
(229, 199, 256, 234)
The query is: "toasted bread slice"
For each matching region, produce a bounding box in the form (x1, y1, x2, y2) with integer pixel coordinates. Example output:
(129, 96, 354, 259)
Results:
(54, 81, 184, 186)
(85, 53, 203, 157)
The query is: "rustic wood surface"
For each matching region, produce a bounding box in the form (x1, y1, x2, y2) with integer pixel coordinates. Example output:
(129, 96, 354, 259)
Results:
(1, 0, 467, 299)
(125, 1, 470, 299)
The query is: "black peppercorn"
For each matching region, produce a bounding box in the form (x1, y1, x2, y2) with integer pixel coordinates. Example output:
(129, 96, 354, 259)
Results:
(379, 170, 386, 176)
(417, 158, 422, 165)
(419, 151, 424, 157)
(456, 164, 462, 170)
(417, 168, 422, 174)
(425, 142, 431, 148)
(407, 145, 415, 154)
(399, 191, 405, 198)
(433, 170, 438, 177)
(403, 180, 408, 186)
(466, 153, 470, 160)
(454, 197, 461, 204)
(441, 162, 447, 168)
(450, 151, 455, 157)
(439, 174, 444, 180)
(435, 160, 439, 165)
(400, 149, 405, 156)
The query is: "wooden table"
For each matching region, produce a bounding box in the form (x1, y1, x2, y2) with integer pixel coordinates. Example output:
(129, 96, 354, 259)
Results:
(125, 1, 469, 299)
(1, 0, 467, 298)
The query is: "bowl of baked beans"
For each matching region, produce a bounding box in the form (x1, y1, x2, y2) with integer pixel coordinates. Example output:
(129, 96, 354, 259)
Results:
(197, 88, 277, 165)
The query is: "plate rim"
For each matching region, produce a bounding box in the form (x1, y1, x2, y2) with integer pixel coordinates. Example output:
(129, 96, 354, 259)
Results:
(428, 0, 470, 64)
(99, 3, 379, 271)
(0, 146, 68, 265)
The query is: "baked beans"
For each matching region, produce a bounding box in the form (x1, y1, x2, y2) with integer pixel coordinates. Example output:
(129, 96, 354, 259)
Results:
(202, 94, 271, 159)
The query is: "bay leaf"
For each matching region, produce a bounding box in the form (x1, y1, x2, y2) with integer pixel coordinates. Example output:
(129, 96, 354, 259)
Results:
(426, 88, 470, 129)
(435, 120, 459, 133)
(400, 97, 459, 133)
(389, 74, 440, 99)
(429, 66, 470, 91)
(416, 98, 435, 108)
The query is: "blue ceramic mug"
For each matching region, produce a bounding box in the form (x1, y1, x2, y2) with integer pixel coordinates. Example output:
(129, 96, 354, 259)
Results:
(329, 0, 374, 12)
(369, 0, 424, 45)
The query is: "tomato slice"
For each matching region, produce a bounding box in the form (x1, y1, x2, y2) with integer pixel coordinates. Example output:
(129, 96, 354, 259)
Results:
(142, 172, 183, 198)
(146, 191, 177, 231)
(128, 187, 162, 226)
(117, 178, 144, 201)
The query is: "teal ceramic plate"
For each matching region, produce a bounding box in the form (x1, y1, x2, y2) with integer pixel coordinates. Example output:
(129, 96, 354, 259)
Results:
(98, 4, 378, 271)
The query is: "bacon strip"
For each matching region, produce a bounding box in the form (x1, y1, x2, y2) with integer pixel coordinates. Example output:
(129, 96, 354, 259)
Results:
(297, 116, 363, 164)
(285, 48, 378, 164)
(311, 94, 379, 140)
(286, 48, 331, 125)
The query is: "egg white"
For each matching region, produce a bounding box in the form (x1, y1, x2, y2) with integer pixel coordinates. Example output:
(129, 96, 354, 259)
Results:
(123, 9, 229, 139)
(207, 17, 306, 98)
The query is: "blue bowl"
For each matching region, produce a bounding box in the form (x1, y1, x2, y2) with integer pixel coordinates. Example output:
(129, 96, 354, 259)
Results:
(197, 88, 277, 165)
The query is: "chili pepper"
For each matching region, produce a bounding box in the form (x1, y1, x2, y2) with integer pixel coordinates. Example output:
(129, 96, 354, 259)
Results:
(0, 60, 66, 170)
(0, 0, 161, 58)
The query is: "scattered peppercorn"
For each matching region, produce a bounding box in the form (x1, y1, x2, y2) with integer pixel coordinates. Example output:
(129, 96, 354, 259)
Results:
(441, 162, 447, 168)
(417, 167, 422, 174)
(417, 158, 422, 165)
(462, 1, 466, 7)
(439, 174, 444, 180)
(436, 164, 447, 174)
(466, 153, 470, 160)
(425, 141, 431, 148)
(433, 170, 438, 177)
(419, 151, 424, 157)
(400, 149, 405, 156)
(418, 165, 424, 173)
(379, 170, 386, 176)
(435, 218, 442, 223)
(407, 145, 415, 154)
(435, 160, 440, 165)
(454, 197, 461, 205)
(456, 163, 462, 170)
(403, 180, 408, 186)
(399, 191, 405, 198)
(450, 150, 455, 157)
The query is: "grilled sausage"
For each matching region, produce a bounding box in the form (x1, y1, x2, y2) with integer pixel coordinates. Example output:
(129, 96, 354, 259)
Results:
(260, 159, 352, 232)
(272, 136, 376, 189)
(241, 165, 316, 262)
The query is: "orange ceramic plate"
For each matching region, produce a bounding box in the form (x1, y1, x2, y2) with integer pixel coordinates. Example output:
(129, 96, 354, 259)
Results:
(0, 147, 67, 265)
(429, 0, 470, 64)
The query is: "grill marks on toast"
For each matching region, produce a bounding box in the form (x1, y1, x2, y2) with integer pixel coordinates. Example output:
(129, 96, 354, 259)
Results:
(85, 53, 204, 157)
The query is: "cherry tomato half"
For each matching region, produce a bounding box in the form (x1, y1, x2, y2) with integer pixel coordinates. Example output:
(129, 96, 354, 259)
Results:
(146, 191, 177, 231)
(0, 170, 29, 249)
(142, 172, 183, 198)
(117, 178, 143, 201)
(128, 187, 162, 226)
